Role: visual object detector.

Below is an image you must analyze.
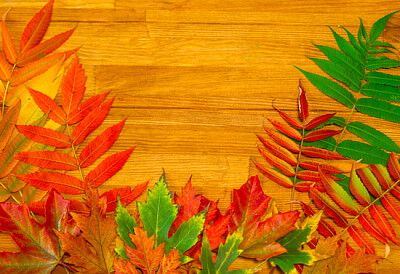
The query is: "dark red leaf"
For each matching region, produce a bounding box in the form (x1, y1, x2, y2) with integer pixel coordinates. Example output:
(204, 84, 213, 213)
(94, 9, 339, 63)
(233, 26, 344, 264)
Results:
(305, 113, 336, 130)
(298, 81, 309, 121)
(273, 105, 303, 129)
(370, 204, 399, 245)
(348, 225, 375, 254)
(304, 129, 342, 142)
(388, 152, 400, 181)
(359, 213, 388, 244)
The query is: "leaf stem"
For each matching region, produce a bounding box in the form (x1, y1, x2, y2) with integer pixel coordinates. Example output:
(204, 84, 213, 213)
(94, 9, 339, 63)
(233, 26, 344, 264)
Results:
(2, 63, 17, 115)
(290, 126, 305, 210)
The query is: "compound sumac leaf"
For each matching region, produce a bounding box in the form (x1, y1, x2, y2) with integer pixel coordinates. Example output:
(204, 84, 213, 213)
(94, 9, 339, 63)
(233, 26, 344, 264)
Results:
(16, 125, 71, 148)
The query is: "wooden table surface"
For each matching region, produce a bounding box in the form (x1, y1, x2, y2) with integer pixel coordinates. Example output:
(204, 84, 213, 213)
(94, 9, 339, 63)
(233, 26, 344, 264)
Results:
(1, 0, 400, 273)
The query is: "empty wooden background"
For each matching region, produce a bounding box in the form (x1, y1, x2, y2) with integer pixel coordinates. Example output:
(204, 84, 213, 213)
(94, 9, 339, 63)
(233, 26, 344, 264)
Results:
(1, 0, 400, 272)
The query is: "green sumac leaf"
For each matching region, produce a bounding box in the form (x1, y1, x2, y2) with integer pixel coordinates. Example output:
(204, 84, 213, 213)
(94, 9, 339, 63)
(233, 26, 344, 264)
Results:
(362, 83, 400, 103)
(370, 10, 400, 41)
(303, 137, 336, 151)
(358, 18, 370, 45)
(366, 71, 400, 87)
(115, 197, 136, 249)
(366, 57, 400, 70)
(356, 98, 400, 124)
(337, 140, 389, 165)
(370, 40, 396, 48)
(309, 58, 361, 91)
(340, 27, 367, 56)
(296, 67, 355, 108)
(165, 213, 205, 256)
(314, 44, 364, 77)
(347, 121, 400, 153)
(368, 47, 394, 54)
(137, 173, 178, 246)
(358, 22, 369, 51)
(328, 27, 364, 65)
(313, 116, 346, 130)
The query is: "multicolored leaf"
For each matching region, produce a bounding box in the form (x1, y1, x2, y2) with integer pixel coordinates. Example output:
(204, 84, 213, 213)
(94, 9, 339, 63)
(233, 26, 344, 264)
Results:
(253, 160, 293, 188)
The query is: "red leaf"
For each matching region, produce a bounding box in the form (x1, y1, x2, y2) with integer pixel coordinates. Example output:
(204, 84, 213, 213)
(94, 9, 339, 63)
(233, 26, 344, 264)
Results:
(78, 119, 125, 168)
(301, 202, 336, 237)
(388, 152, 400, 181)
(62, 55, 86, 116)
(273, 105, 303, 129)
(299, 160, 344, 174)
(253, 160, 293, 188)
(27, 87, 66, 124)
(15, 151, 77, 171)
(310, 187, 348, 228)
(27, 200, 46, 216)
(297, 170, 321, 182)
(264, 127, 300, 153)
(257, 134, 297, 165)
(1, 15, 17, 64)
(206, 213, 231, 250)
(295, 181, 325, 192)
(84, 146, 135, 188)
(17, 27, 75, 66)
(20, 0, 53, 53)
(305, 113, 336, 130)
(269, 119, 302, 141)
(100, 181, 148, 212)
(16, 125, 71, 148)
(356, 168, 382, 197)
(359, 213, 388, 244)
(369, 204, 399, 245)
(298, 81, 309, 120)
(258, 146, 295, 176)
(67, 91, 109, 125)
(0, 52, 11, 81)
(381, 194, 400, 226)
(304, 129, 342, 141)
(0, 100, 20, 151)
(15, 171, 85, 194)
(10, 52, 64, 86)
(348, 225, 375, 254)
(71, 97, 113, 145)
(302, 147, 347, 160)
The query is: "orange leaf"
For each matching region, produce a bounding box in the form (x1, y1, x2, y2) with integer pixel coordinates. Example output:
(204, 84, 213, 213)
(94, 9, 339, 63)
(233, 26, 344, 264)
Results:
(253, 160, 293, 188)
(359, 213, 388, 244)
(0, 52, 11, 81)
(1, 15, 17, 64)
(126, 226, 165, 273)
(20, 0, 53, 53)
(78, 119, 125, 168)
(348, 225, 375, 254)
(269, 119, 302, 141)
(369, 204, 399, 245)
(273, 105, 303, 129)
(67, 91, 109, 125)
(0, 100, 20, 151)
(304, 129, 342, 142)
(264, 127, 300, 153)
(297, 170, 321, 182)
(71, 97, 113, 145)
(10, 52, 64, 86)
(15, 171, 85, 194)
(295, 181, 325, 192)
(257, 134, 297, 165)
(381, 194, 400, 226)
(27, 87, 66, 124)
(62, 55, 86, 116)
(17, 27, 75, 66)
(302, 147, 347, 160)
(16, 125, 71, 148)
(258, 146, 295, 176)
(299, 160, 344, 174)
(301, 202, 336, 237)
(15, 151, 78, 171)
(84, 146, 135, 188)
(19, 184, 47, 203)
(157, 248, 181, 274)
(113, 259, 139, 274)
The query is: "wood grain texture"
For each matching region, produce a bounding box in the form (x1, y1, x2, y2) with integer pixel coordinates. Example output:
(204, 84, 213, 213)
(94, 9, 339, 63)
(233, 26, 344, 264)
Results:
(1, 0, 400, 272)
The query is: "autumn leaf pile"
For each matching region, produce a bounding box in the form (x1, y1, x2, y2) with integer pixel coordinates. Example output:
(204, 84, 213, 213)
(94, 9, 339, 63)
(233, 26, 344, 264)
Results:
(0, 1, 399, 273)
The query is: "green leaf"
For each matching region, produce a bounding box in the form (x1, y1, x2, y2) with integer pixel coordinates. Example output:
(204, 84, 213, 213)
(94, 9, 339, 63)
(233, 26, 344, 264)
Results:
(366, 71, 400, 87)
(337, 140, 389, 165)
(366, 57, 400, 70)
(358, 18, 370, 45)
(357, 20, 369, 51)
(370, 40, 396, 48)
(340, 27, 367, 56)
(200, 230, 253, 274)
(314, 44, 364, 77)
(328, 27, 364, 65)
(115, 247, 128, 260)
(165, 213, 205, 256)
(347, 121, 400, 153)
(270, 249, 326, 274)
(309, 58, 361, 91)
(370, 11, 400, 41)
(303, 137, 336, 151)
(312, 116, 346, 130)
(356, 97, 400, 124)
(296, 67, 355, 108)
(362, 83, 400, 103)
(115, 197, 137, 249)
(368, 47, 394, 54)
(137, 173, 178, 247)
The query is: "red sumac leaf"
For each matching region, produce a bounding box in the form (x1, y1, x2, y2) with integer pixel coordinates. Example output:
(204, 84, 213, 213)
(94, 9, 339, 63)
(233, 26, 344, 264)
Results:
(295, 181, 325, 192)
(71, 97, 113, 145)
(269, 120, 302, 141)
(348, 225, 375, 254)
(16, 125, 71, 148)
(359, 213, 388, 245)
(273, 105, 303, 129)
(298, 81, 309, 121)
(299, 160, 344, 174)
(304, 129, 342, 141)
(62, 55, 86, 116)
(0, 53, 11, 81)
(253, 160, 293, 188)
(301, 202, 336, 237)
(84, 146, 135, 188)
(381, 194, 400, 226)
(256, 134, 297, 165)
(388, 152, 400, 181)
(15, 151, 77, 171)
(67, 91, 109, 125)
(27, 200, 46, 216)
(78, 119, 125, 168)
(264, 127, 300, 153)
(15, 171, 85, 194)
(27, 87, 66, 124)
(297, 170, 321, 182)
(0, 100, 20, 151)
(1, 15, 17, 64)
(305, 113, 336, 130)
(20, 0, 53, 53)
(302, 147, 347, 160)
(370, 204, 399, 245)
(258, 146, 295, 176)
